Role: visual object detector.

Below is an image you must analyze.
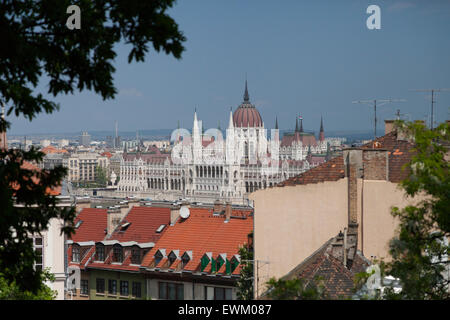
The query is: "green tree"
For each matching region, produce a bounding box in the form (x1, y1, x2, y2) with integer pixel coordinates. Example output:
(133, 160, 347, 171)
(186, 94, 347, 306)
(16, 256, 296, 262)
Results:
(265, 276, 328, 300)
(0, 0, 185, 294)
(0, 269, 56, 300)
(236, 236, 254, 300)
(385, 121, 449, 300)
(95, 165, 108, 187)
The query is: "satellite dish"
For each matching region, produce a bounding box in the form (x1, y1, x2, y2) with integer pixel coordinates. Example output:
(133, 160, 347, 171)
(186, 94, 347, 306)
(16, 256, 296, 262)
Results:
(180, 206, 190, 219)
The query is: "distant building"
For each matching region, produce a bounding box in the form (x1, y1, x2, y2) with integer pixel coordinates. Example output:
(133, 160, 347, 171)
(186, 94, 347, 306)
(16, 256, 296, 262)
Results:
(64, 152, 109, 182)
(79, 132, 91, 147)
(117, 82, 329, 204)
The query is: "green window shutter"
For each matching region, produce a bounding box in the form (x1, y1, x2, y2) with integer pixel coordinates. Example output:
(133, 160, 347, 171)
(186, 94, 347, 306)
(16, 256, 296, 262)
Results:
(201, 255, 210, 272)
(211, 258, 216, 273)
(231, 259, 239, 273)
(225, 259, 231, 275)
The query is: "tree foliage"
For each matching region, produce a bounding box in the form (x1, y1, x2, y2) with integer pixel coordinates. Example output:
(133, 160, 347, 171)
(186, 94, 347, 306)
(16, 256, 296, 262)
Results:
(95, 165, 108, 187)
(0, 0, 185, 294)
(385, 121, 450, 300)
(265, 276, 328, 300)
(236, 233, 254, 300)
(0, 268, 56, 300)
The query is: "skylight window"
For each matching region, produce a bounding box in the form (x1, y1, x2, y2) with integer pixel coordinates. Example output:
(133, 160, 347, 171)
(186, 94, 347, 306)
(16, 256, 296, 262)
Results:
(156, 224, 166, 233)
(120, 222, 131, 231)
(74, 220, 83, 229)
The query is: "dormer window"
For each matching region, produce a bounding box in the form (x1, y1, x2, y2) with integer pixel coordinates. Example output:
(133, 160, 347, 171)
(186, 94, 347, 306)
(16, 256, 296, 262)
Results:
(72, 244, 80, 262)
(131, 246, 141, 264)
(95, 243, 105, 261)
(168, 251, 177, 266)
(230, 256, 239, 273)
(216, 255, 225, 271)
(154, 250, 163, 266)
(112, 244, 123, 263)
(200, 253, 211, 272)
(181, 252, 191, 269)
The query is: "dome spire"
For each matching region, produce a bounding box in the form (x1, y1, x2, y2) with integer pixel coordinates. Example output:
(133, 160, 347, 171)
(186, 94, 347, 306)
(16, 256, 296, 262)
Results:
(243, 79, 250, 103)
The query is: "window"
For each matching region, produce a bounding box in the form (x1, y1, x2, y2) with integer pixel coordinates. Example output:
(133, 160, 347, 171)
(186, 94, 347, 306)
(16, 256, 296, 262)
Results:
(96, 244, 105, 261)
(33, 237, 44, 271)
(80, 280, 89, 295)
(154, 251, 163, 266)
(72, 244, 80, 263)
(205, 286, 232, 300)
(158, 282, 184, 300)
(113, 244, 123, 263)
(132, 282, 142, 298)
(168, 251, 177, 266)
(120, 281, 129, 297)
(181, 252, 190, 269)
(131, 247, 141, 264)
(96, 278, 105, 294)
(108, 279, 117, 295)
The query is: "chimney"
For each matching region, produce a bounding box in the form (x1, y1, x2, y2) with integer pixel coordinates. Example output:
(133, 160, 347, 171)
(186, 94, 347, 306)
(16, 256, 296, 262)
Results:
(362, 149, 389, 181)
(170, 204, 181, 226)
(342, 149, 362, 268)
(107, 207, 123, 236)
(343, 149, 362, 226)
(225, 201, 232, 223)
(214, 199, 224, 213)
(384, 119, 395, 135)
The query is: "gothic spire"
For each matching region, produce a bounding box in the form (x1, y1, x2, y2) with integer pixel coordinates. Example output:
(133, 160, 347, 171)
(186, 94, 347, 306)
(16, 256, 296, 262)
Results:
(300, 117, 304, 133)
(275, 116, 278, 130)
(295, 118, 299, 132)
(320, 115, 324, 132)
(243, 79, 250, 103)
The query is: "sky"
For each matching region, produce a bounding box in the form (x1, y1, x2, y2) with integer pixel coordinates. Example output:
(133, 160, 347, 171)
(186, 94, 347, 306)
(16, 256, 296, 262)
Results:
(8, 0, 450, 135)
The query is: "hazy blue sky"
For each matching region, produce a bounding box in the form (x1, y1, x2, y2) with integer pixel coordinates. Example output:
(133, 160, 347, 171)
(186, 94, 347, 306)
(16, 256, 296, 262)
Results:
(8, 0, 450, 135)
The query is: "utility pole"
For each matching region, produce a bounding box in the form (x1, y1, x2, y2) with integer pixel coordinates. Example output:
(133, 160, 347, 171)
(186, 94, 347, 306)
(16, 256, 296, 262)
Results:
(352, 99, 406, 139)
(411, 89, 450, 129)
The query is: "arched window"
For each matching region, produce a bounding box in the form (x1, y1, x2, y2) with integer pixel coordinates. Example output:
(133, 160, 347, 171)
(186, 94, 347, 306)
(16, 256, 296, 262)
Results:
(131, 246, 141, 264)
(95, 243, 105, 261)
(113, 244, 123, 263)
(72, 244, 80, 262)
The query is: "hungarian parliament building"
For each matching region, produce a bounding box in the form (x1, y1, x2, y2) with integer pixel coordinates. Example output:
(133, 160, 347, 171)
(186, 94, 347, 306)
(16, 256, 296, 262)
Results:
(117, 82, 330, 204)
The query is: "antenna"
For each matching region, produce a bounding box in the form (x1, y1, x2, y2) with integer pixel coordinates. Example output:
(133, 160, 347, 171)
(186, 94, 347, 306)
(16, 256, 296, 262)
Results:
(352, 99, 406, 139)
(410, 88, 450, 129)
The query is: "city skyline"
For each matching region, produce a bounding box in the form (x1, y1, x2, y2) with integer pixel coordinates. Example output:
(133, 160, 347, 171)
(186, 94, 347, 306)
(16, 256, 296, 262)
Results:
(7, 0, 450, 135)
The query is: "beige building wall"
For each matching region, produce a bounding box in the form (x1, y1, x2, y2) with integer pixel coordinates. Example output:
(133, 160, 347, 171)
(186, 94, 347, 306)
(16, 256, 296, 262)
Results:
(250, 179, 349, 297)
(250, 177, 422, 298)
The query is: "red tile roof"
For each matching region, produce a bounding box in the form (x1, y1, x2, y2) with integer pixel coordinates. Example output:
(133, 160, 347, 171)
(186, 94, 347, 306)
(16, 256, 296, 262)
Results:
(108, 206, 171, 243)
(69, 208, 108, 242)
(279, 156, 345, 187)
(279, 131, 415, 187)
(41, 146, 68, 154)
(11, 161, 62, 196)
(361, 131, 415, 183)
(141, 207, 253, 275)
